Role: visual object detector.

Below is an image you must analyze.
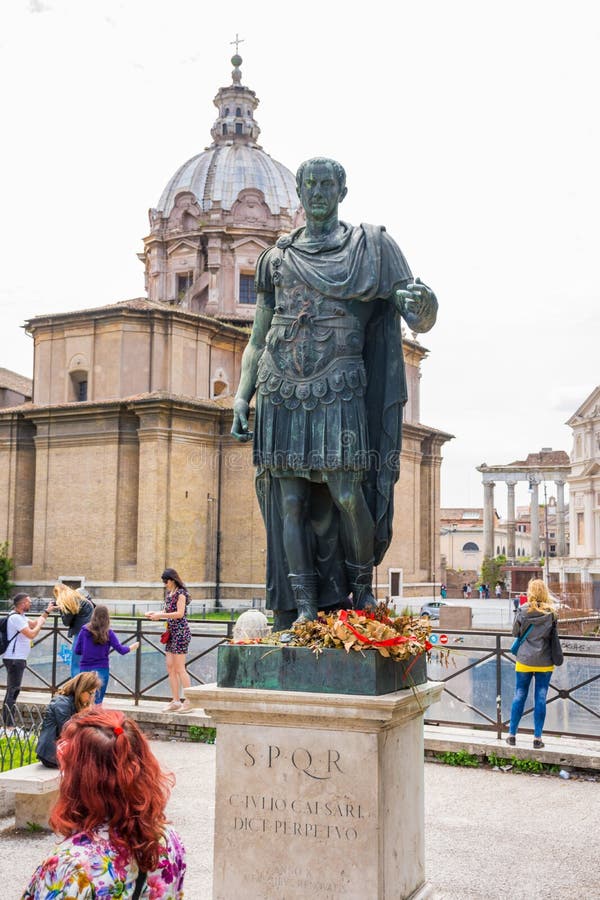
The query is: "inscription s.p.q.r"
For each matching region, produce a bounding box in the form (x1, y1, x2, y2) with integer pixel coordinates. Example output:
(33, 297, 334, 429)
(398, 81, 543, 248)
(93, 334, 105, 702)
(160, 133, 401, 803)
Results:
(243, 744, 343, 780)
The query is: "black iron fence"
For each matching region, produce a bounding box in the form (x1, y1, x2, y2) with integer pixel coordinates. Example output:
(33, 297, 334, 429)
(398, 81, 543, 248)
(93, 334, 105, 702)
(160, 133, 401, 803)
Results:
(1, 618, 599, 742)
(425, 628, 600, 740)
(0, 615, 234, 705)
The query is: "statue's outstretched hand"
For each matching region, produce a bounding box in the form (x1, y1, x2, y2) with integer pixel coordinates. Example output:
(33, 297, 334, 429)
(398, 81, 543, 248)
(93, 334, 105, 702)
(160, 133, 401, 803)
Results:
(393, 278, 438, 333)
(231, 398, 253, 442)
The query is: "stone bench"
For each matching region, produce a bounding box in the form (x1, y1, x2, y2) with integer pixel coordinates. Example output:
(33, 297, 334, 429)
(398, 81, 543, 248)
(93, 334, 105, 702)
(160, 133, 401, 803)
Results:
(0, 763, 60, 829)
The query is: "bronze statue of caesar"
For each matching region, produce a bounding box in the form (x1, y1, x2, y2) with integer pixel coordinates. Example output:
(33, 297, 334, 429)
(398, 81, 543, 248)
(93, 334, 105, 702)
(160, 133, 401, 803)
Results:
(231, 158, 437, 629)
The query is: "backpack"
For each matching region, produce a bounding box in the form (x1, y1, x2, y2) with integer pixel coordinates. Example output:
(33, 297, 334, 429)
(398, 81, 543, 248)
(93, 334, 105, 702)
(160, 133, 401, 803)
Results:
(0, 612, 18, 655)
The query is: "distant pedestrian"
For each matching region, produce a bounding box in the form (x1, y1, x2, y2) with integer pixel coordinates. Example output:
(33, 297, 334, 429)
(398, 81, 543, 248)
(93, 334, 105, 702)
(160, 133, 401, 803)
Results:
(462, 583, 468, 599)
(478, 585, 484, 600)
(50, 583, 95, 676)
(466, 584, 472, 599)
(495, 583, 502, 599)
(74, 605, 139, 703)
(440, 583, 447, 599)
(2, 593, 53, 726)
(506, 579, 563, 749)
(519, 592, 527, 606)
(512, 596, 519, 613)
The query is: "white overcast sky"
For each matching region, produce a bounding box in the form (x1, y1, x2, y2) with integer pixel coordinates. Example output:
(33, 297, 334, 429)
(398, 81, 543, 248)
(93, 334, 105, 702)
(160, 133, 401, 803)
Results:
(1, 0, 598, 516)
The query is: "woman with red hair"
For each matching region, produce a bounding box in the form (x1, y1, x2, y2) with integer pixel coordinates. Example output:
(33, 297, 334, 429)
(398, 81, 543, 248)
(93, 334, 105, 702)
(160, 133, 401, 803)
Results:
(23, 707, 186, 898)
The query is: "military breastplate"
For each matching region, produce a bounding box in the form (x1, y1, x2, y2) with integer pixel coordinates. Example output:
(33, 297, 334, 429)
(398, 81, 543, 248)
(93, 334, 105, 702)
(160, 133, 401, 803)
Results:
(257, 258, 367, 410)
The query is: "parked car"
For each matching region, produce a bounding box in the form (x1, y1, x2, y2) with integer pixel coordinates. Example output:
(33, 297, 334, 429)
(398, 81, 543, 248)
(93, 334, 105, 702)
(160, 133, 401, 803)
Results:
(420, 600, 452, 620)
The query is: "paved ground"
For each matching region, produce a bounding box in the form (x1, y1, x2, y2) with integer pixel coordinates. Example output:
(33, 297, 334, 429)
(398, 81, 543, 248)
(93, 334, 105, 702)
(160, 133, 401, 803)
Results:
(1, 739, 598, 900)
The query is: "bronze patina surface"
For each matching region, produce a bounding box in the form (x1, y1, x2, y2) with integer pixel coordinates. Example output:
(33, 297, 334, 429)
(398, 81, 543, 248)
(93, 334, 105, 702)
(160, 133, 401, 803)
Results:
(232, 157, 438, 628)
(217, 644, 427, 695)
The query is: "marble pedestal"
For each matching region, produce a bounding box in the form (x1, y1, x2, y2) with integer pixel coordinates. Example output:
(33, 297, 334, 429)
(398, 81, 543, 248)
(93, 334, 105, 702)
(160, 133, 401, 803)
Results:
(186, 681, 442, 900)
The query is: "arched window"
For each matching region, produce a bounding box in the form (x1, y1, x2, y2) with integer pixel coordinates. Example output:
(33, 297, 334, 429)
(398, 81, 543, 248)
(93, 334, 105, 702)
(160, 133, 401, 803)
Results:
(70, 370, 88, 402)
(222, 124, 227, 135)
(235, 122, 243, 134)
(496, 545, 500, 555)
(224, 107, 229, 116)
(502, 546, 506, 555)
(462, 541, 479, 552)
(236, 107, 242, 116)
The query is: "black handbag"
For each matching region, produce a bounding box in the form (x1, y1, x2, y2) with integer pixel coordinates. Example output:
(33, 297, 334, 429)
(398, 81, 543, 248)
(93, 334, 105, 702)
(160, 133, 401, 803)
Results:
(132, 870, 147, 899)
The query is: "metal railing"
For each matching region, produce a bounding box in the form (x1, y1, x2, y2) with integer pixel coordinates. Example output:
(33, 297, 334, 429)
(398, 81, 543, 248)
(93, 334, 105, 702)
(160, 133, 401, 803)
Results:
(2, 618, 599, 742)
(0, 615, 234, 705)
(425, 629, 600, 740)
(0, 705, 44, 771)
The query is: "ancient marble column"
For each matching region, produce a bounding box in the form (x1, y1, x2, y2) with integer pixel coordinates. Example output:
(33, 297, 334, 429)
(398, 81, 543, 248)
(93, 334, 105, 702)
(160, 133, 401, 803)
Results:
(529, 478, 540, 560)
(556, 480, 567, 557)
(483, 480, 495, 559)
(506, 481, 517, 560)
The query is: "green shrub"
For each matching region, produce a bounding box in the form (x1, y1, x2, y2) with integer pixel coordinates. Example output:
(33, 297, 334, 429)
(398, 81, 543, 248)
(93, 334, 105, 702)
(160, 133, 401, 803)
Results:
(0, 542, 14, 603)
(436, 749, 480, 767)
(188, 725, 216, 744)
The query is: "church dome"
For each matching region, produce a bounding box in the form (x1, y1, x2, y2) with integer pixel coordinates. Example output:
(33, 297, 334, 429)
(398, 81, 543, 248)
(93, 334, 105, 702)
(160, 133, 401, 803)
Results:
(157, 143, 298, 217)
(155, 53, 299, 218)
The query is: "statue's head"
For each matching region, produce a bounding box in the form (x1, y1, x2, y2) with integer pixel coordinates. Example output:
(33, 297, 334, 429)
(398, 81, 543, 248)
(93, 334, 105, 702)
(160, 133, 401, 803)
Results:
(296, 158, 347, 221)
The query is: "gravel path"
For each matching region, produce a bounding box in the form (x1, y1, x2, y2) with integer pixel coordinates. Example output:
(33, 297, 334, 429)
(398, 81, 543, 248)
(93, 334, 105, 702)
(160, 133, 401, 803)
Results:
(1, 743, 596, 899)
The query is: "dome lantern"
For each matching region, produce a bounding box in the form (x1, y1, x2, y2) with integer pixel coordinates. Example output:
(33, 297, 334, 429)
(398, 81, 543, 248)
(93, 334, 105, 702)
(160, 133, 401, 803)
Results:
(141, 46, 303, 319)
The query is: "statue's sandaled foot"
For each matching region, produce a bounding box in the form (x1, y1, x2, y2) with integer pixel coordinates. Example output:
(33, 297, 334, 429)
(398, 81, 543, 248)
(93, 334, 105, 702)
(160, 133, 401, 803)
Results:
(353, 592, 377, 612)
(291, 605, 318, 627)
(289, 573, 318, 626)
(346, 558, 376, 612)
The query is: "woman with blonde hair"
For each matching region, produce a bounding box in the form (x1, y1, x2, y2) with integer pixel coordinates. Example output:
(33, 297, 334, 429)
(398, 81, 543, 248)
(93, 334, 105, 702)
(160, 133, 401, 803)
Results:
(36, 671, 101, 767)
(51, 583, 94, 676)
(507, 578, 563, 749)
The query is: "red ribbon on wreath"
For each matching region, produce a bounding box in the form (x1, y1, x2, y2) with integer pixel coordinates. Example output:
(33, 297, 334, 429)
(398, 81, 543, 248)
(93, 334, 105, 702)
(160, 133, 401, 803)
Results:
(338, 609, 411, 647)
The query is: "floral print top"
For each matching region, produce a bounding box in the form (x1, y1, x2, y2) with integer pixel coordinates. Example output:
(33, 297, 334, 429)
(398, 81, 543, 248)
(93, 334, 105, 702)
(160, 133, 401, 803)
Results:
(22, 824, 186, 899)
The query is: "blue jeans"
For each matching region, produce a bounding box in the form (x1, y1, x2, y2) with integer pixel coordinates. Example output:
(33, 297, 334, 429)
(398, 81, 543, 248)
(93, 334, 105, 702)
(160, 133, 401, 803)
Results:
(2, 658, 27, 725)
(509, 670, 553, 738)
(93, 668, 110, 704)
(70, 650, 82, 677)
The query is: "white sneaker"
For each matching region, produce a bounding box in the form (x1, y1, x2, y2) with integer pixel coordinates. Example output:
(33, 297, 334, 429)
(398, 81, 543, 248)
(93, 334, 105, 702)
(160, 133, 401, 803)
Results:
(163, 700, 182, 712)
(178, 699, 194, 713)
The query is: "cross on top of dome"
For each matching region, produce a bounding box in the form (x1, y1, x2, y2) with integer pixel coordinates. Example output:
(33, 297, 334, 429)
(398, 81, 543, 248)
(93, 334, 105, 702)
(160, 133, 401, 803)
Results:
(210, 42, 261, 146)
(230, 33, 244, 83)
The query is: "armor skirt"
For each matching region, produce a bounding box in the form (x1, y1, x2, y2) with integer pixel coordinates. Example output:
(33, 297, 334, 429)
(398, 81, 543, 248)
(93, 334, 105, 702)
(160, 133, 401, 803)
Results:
(253, 391, 369, 472)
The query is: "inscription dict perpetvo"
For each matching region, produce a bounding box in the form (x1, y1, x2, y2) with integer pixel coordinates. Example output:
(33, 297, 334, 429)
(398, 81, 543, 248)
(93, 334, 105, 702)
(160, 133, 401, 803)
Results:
(230, 744, 365, 842)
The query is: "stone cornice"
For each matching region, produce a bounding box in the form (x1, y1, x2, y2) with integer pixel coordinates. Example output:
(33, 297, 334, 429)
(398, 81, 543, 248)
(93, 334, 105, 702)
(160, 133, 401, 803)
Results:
(403, 422, 453, 444)
(24, 300, 250, 340)
(477, 464, 571, 482)
(17, 393, 229, 424)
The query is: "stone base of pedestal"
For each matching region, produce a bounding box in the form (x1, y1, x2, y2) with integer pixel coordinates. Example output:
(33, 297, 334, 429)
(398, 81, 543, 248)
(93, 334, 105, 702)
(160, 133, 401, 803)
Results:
(186, 681, 442, 900)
